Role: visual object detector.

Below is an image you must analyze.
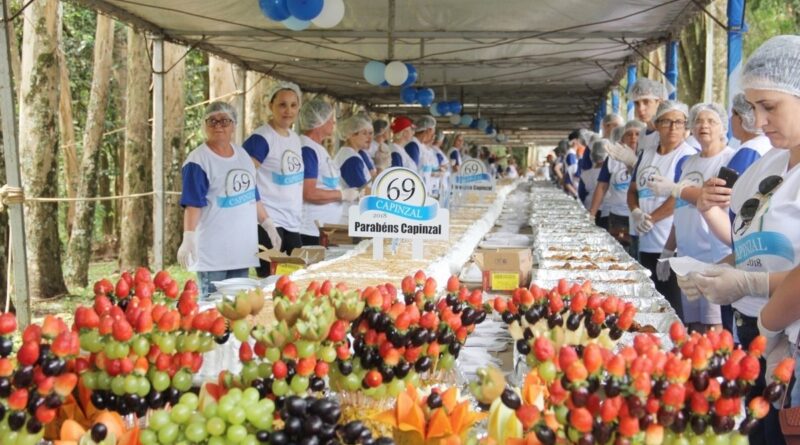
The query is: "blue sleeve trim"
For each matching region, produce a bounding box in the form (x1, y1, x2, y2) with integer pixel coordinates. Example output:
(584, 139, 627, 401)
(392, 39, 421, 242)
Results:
(579, 148, 592, 171)
(598, 159, 611, 183)
(631, 154, 642, 183)
(449, 151, 458, 162)
(578, 180, 588, 202)
(359, 150, 375, 170)
(727, 148, 761, 176)
(301, 146, 319, 179)
(405, 142, 421, 166)
(180, 162, 209, 208)
(255, 187, 261, 201)
(436, 152, 445, 164)
(566, 153, 577, 166)
(391, 152, 402, 167)
(243, 134, 270, 163)
(674, 155, 690, 182)
(340, 157, 369, 188)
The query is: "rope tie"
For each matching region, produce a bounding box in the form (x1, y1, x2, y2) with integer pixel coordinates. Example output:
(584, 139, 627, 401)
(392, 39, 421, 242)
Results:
(0, 185, 24, 212)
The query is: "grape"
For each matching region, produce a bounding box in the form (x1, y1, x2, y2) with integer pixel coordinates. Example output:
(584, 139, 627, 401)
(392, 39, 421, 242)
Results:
(217, 398, 235, 419)
(265, 347, 281, 362)
(295, 340, 315, 359)
(172, 370, 193, 392)
(241, 434, 260, 445)
(232, 320, 251, 343)
(226, 424, 248, 443)
(81, 372, 98, 390)
(149, 411, 171, 431)
(139, 429, 158, 445)
(185, 422, 208, 442)
(135, 377, 151, 397)
(242, 388, 260, 405)
(208, 437, 226, 445)
(180, 393, 199, 409)
(272, 379, 289, 397)
(170, 404, 193, 424)
(242, 363, 260, 385)
(184, 334, 201, 352)
(206, 417, 226, 437)
(227, 407, 246, 425)
(110, 376, 126, 396)
(199, 335, 216, 352)
(257, 363, 272, 378)
(689, 436, 706, 445)
(151, 371, 171, 392)
(96, 371, 112, 390)
(538, 361, 558, 383)
(124, 375, 139, 394)
(203, 402, 219, 419)
(226, 388, 243, 402)
(290, 376, 309, 394)
(388, 378, 405, 397)
(157, 422, 179, 444)
(159, 335, 176, 354)
(319, 345, 337, 363)
(730, 434, 749, 445)
(132, 336, 150, 356)
(438, 353, 455, 370)
(246, 404, 272, 430)
(343, 374, 361, 391)
(258, 398, 275, 414)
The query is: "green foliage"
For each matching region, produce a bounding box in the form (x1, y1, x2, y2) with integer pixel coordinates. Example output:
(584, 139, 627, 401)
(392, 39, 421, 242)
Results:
(745, 0, 800, 56)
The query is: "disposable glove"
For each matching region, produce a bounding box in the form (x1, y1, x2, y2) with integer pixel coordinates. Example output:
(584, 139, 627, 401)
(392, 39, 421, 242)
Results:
(607, 142, 638, 169)
(260, 217, 282, 252)
(648, 175, 690, 199)
(694, 264, 769, 305)
(656, 249, 675, 281)
(677, 273, 703, 301)
(631, 208, 653, 233)
(177, 231, 198, 269)
(758, 312, 782, 339)
(341, 188, 360, 202)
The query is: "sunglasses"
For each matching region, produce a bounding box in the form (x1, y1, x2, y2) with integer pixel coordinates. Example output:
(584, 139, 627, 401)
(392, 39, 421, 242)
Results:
(735, 175, 783, 235)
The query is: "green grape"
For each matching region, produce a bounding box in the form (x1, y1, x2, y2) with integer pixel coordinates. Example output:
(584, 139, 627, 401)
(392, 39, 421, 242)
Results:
(241, 434, 259, 445)
(124, 375, 139, 394)
(438, 353, 455, 370)
(132, 336, 151, 357)
(730, 434, 748, 445)
(388, 378, 405, 397)
(217, 398, 235, 419)
(672, 436, 690, 445)
(160, 335, 177, 354)
(139, 430, 158, 445)
(198, 335, 215, 352)
(225, 388, 242, 402)
(709, 435, 730, 445)
(537, 361, 558, 383)
(319, 345, 337, 363)
(115, 342, 130, 359)
(206, 417, 226, 437)
(289, 375, 309, 394)
(96, 371, 112, 390)
(241, 363, 259, 386)
(226, 424, 247, 444)
(170, 404, 193, 424)
(208, 437, 226, 445)
(257, 398, 275, 414)
(689, 436, 706, 445)
(295, 340, 314, 358)
(232, 320, 251, 343)
(242, 388, 260, 405)
(265, 347, 280, 362)
(185, 422, 208, 443)
(184, 334, 201, 352)
(158, 422, 179, 444)
(81, 371, 98, 390)
(172, 370, 193, 392)
(136, 376, 151, 397)
(227, 406, 246, 425)
(111, 376, 127, 396)
(343, 374, 361, 391)
(16, 431, 42, 445)
(180, 392, 199, 409)
(257, 363, 272, 379)
(271, 379, 289, 397)
(176, 333, 187, 352)
(246, 404, 272, 430)
(151, 371, 171, 392)
(3, 431, 18, 445)
(203, 402, 219, 419)
(149, 410, 171, 431)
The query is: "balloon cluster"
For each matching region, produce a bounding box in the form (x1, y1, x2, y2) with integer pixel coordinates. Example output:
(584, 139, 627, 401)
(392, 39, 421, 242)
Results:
(258, 0, 345, 31)
(430, 101, 463, 117)
(399, 86, 436, 107)
(365, 61, 418, 87)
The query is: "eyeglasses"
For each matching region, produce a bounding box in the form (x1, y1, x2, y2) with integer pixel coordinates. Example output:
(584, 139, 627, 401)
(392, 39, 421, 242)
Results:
(735, 175, 783, 235)
(657, 119, 687, 129)
(206, 118, 233, 128)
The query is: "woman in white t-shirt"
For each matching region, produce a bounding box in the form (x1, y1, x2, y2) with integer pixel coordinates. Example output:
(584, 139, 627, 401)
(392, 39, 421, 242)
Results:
(371, 119, 392, 173)
(580, 140, 608, 226)
(627, 100, 696, 319)
(335, 114, 374, 198)
(243, 82, 304, 277)
(389, 116, 418, 172)
(657, 103, 735, 332)
(178, 102, 270, 299)
(298, 99, 359, 246)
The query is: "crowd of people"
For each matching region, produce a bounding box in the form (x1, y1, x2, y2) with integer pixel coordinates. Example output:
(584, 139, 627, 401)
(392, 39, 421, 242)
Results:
(547, 35, 800, 445)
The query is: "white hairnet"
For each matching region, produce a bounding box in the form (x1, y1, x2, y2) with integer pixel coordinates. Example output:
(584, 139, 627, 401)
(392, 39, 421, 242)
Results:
(654, 100, 689, 122)
(373, 119, 389, 136)
(742, 35, 800, 97)
(204, 101, 237, 124)
(630, 78, 668, 101)
(731, 92, 758, 133)
(434, 130, 445, 143)
(610, 126, 625, 143)
(623, 119, 646, 134)
(602, 113, 624, 126)
(590, 139, 610, 164)
(298, 99, 333, 132)
(268, 81, 302, 107)
(414, 115, 437, 132)
(337, 114, 372, 140)
(587, 131, 601, 148)
(689, 102, 728, 136)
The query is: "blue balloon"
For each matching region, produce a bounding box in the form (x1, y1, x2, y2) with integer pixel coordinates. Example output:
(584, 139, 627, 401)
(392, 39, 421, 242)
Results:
(460, 114, 473, 126)
(286, 0, 324, 21)
(436, 102, 450, 116)
(416, 88, 435, 107)
(448, 101, 462, 115)
(364, 61, 386, 85)
(485, 125, 494, 135)
(402, 64, 418, 87)
(259, 0, 291, 21)
(400, 87, 418, 104)
(476, 119, 488, 130)
(282, 16, 310, 31)
(469, 119, 479, 129)
(379, 80, 390, 87)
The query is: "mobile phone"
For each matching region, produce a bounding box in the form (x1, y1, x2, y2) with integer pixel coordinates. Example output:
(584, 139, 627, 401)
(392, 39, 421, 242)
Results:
(718, 166, 739, 188)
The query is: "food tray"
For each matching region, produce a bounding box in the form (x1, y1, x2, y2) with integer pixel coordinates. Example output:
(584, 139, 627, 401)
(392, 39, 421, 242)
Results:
(533, 278, 658, 297)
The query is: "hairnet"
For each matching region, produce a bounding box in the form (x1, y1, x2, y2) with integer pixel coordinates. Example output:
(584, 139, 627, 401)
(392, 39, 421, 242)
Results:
(568, 128, 592, 147)
(555, 139, 569, 156)
(373, 119, 389, 136)
(414, 115, 437, 132)
(297, 99, 333, 132)
(204, 101, 238, 124)
(268, 81, 302, 106)
(654, 100, 689, 122)
(742, 35, 800, 97)
(623, 119, 646, 134)
(731, 92, 758, 133)
(630, 78, 668, 101)
(590, 139, 610, 164)
(337, 114, 372, 140)
(434, 130, 445, 143)
(587, 131, 601, 148)
(610, 126, 625, 143)
(602, 113, 624, 126)
(689, 102, 728, 135)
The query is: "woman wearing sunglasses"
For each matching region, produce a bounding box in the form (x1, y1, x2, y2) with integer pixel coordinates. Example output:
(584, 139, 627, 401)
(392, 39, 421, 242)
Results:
(177, 102, 270, 299)
(627, 100, 697, 319)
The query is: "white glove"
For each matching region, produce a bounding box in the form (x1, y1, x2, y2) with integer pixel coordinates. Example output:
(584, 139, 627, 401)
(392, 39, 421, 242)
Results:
(177, 231, 197, 269)
(758, 312, 782, 338)
(694, 264, 770, 305)
(678, 273, 703, 301)
(656, 249, 675, 281)
(260, 218, 282, 252)
(648, 175, 685, 198)
(631, 208, 653, 233)
(341, 188, 360, 202)
(607, 142, 638, 169)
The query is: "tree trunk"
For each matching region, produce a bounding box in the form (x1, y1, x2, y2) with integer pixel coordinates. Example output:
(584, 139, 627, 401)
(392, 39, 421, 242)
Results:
(18, 0, 68, 299)
(162, 42, 185, 265)
(710, 0, 728, 105)
(108, 25, 128, 244)
(119, 28, 151, 270)
(57, 21, 78, 236)
(245, 72, 273, 135)
(677, 14, 705, 106)
(64, 14, 115, 288)
(209, 56, 244, 143)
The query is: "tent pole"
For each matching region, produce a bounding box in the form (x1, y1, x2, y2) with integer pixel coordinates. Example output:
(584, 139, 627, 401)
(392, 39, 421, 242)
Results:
(611, 89, 620, 115)
(626, 65, 637, 121)
(151, 34, 165, 271)
(726, 0, 745, 140)
(666, 40, 679, 100)
(233, 65, 245, 145)
(0, 0, 30, 326)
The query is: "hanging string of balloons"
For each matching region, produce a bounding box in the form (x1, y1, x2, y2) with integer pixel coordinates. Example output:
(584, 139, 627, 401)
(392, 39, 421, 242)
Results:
(258, 0, 345, 30)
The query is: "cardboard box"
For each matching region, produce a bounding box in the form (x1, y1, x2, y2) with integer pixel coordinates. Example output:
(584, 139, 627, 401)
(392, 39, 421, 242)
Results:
(472, 248, 533, 291)
(317, 223, 353, 247)
(258, 246, 326, 276)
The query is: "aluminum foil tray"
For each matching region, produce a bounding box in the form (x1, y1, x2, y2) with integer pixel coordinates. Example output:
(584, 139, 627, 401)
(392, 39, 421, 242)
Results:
(533, 278, 658, 297)
(532, 268, 651, 282)
(536, 259, 645, 272)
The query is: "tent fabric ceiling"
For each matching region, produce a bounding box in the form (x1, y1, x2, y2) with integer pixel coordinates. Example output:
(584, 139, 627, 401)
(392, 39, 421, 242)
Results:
(71, 0, 708, 145)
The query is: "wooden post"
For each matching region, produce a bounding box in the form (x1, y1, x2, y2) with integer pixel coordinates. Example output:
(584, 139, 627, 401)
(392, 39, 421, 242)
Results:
(151, 34, 165, 271)
(233, 64, 245, 145)
(0, 0, 30, 326)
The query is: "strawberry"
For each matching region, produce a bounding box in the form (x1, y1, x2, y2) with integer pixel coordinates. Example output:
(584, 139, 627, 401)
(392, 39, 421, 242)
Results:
(601, 296, 619, 315)
(600, 397, 622, 422)
(0, 313, 16, 335)
(164, 280, 179, 299)
(690, 392, 709, 415)
(115, 279, 131, 299)
(297, 357, 316, 376)
(52, 331, 80, 357)
(569, 407, 593, 433)
(0, 358, 12, 377)
(559, 346, 579, 372)
(774, 357, 795, 384)
(239, 342, 253, 363)
(157, 310, 180, 332)
(548, 378, 568, 405)
(569, 292, 587, 313)
(210, 317, 227, 337)
(93, 295, 113, 316)
(135, 281, 154, 299)
(18, 341, 39, 366)
(35, 404, 57, 424)
(413, 270, 426, 286)
(617, 310, 634, 331)
(468, 290, 483, 307)
(515, 405, 540, 430)
(74, 307, 100, 331)
(112, 319, 134, 343)
(327, 320, 347, 343)
(618, 415, 640, 437)
(582, 343, 603, 375)
(423, 278, 437, 298)
(492, 297, 508, 314)
(549, 292, 564, 314)
(93, 278, 114, 296)
(177, 293, 198, 317)
(749, 396, 770, 419)
(739, 355, 760, 382)
(662, 383, 685, 409)
(283, 343, 298, 360)
(566, 360, 588, 383)
(136, 311, 154, 334)
(591, 308, 605, 326)
(669, 322, 686, 345)
(401, 276, 415, 296)
(632, 373, 651, 397)
(314, 360, 329, 377)
(715, 397, 740, 417)
(153, 270, 170, 289)
(721, 358, 741, 381)
(587, 294, 602, 310)
(419, 312, 439, 330)
(533, 337, 555, 362)
(556, 279, 569, 296)
(54, 373, 78, 397)
(404, 346, 422, 363)
(8, 388, 28, 410)
(607, 355, 626, 378)
(120, 357, 134, 374)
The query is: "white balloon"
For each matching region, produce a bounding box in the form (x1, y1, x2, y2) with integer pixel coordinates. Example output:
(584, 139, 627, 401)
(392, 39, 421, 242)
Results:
(311, 0, 345, 28)
(429, 103, 441, 117)
(384, 61, 409, 86)
(449, 114, 461, 125)
(282, 16, 311, 31)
